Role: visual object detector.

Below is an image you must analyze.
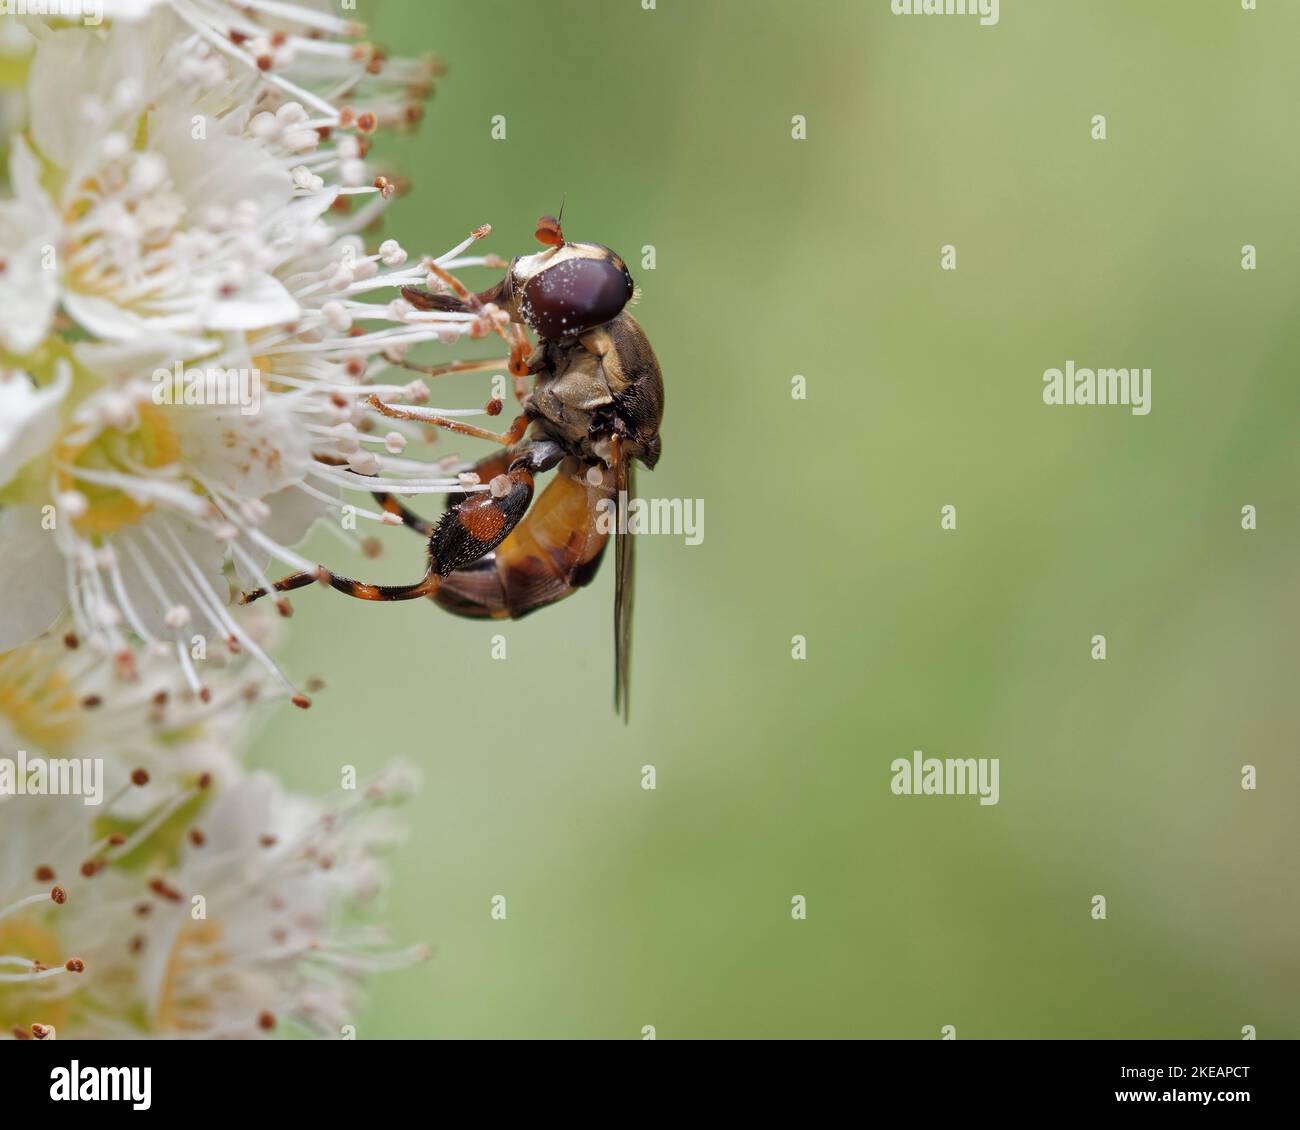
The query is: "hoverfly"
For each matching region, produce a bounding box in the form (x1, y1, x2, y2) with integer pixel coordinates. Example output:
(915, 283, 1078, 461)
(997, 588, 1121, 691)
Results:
(241, 214, 663, 718)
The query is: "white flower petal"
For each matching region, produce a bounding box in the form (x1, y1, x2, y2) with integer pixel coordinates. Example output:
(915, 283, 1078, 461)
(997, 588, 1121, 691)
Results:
(0, 507, 67, 648)
(151, 107, 293, 219)
(170, 395, 311, 501)
(204, 273, 300, 331)
(0, 363, 69, 490)
(0, 138, 59, 354)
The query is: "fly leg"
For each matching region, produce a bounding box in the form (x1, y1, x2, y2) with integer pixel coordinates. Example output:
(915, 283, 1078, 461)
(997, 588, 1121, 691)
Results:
(240, 443, 561, 606)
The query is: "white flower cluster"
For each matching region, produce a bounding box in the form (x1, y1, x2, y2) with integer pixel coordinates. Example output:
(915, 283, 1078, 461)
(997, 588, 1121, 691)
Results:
(0, 619, 427, 1040)
(0, 1, 502, 1038)
(0, 0, 508, 702)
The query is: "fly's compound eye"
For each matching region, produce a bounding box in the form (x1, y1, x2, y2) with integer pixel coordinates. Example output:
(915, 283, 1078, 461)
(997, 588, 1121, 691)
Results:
(521, 252, 634, 338)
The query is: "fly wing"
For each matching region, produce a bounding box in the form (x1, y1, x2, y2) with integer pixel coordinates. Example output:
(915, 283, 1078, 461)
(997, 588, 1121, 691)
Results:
(614, 455, 635, 722)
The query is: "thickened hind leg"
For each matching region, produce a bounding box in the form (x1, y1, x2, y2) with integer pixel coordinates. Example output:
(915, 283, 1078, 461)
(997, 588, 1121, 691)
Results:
(372, 446, 516, 540)
(241, 444, 561, 606)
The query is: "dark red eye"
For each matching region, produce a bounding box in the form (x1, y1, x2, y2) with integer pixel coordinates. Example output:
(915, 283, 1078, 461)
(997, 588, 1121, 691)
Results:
(521, 251, 633, 338)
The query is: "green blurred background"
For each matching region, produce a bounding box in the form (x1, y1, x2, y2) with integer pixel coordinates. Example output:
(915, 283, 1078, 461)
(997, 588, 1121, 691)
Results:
(252, 0, 1300, 1038)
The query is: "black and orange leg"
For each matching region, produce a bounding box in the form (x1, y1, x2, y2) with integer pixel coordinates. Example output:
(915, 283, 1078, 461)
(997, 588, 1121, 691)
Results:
(240, 444, 561, 607)
(372, 443, 520, 540)
(402, 258, 537, 403)
(371, 491, 436, 537)
(402, 262, 515, 354)
(239, 562, 443, 604)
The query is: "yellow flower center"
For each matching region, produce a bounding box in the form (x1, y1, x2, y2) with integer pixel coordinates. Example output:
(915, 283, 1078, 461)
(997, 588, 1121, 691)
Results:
(0, 645, 83, 753)
(156, 920, 226, 1032)
(56, 402, 184, 536)
(0, 920, 70, 1036)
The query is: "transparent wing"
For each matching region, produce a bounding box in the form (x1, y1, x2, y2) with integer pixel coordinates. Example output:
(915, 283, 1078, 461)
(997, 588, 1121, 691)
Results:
(614, 456, 635, 722)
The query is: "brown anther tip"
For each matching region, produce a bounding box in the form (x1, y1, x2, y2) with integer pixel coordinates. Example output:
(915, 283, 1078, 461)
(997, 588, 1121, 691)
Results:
(64, 958, 85, 973)
(50, 886, 67, 905)
(291, 693, 311, 710)
(107, 834, 126, 847)
(258, 834, 279, 848)
(484, 397, 504, 417)
(338, 107, 355, 128)
(80, 695, 102, 709)
(471, 223, 492, 241)
(134, 902, 152, 917)
(199, 686, 213, 704)
(276, 598, 293, 618)
(151, 690, 169, 707)
(306, 676, 326, 693)
(63, 632, 79, 649)
(225, 635, 241, 654)
(34, 865, 55, 882)
(188, 828, 206, 847)
(129, 936, 145, 954)
(357, 111, 377, 133)
(271, 31, 287, 47)
(32, 1023, 53, 1040)
(80, 860, 103, 878)
(149, 879, 182, 902)
(131, 768, 150, 787)
(256, 55, 273, 71)
(258, 1011, 276, 1031)
(229, 28, 248, 45)
(361, 537, 382, 559)
(13, 1026, 31, 1040)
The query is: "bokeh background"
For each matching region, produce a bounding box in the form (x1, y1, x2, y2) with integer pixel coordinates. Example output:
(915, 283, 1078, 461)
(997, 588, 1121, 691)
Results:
(252, 0, 1300, 1038)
